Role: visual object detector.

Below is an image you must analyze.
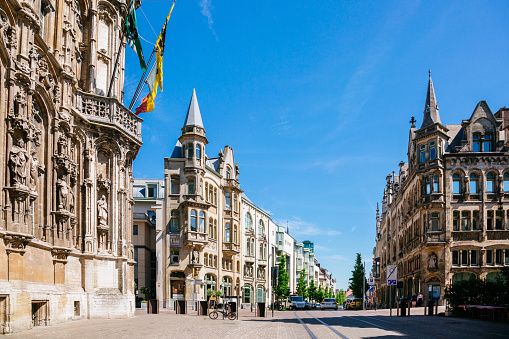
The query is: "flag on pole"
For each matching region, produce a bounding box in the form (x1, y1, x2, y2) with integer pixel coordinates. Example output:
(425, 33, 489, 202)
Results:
(126, 0, 147, 72)
(135, 1, 175, 114)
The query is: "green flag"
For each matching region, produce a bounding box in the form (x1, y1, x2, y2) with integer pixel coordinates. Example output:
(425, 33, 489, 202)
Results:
(125, 0, 147, 72)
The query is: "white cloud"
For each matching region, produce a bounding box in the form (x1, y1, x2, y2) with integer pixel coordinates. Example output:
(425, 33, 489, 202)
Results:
(199, 0, 218, 41)
(351, 225, 357, 232)
(323, 254, 349, 262)
(274, 217, 341, 237)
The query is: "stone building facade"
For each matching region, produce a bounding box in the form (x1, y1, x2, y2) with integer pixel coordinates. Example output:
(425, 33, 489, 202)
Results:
(374, 73, 509, 306)
(0, 0, 141, 333)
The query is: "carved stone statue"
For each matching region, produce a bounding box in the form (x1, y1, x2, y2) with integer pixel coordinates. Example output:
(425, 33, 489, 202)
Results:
(69, 188, 75, 213)
(97, 195, 108, 227)
(191, 248, 199, 264)
(428, 254, 437, 269)
(29, 152, 40, 190)
(57, 179, 69, 210)
(9, 139, 29, 186)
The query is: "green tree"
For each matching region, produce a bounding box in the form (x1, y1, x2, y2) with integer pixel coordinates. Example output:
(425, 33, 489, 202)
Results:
(275, 255, 290, 299)
(325, 286, 330, 298)
(296, 269, 308, 298)
(315, 287, 325, 303)
(140, 286, 152, 301)
(307, 279, 317, 302)
(349, 253, 368, 298)
(336, 289, 346, 305)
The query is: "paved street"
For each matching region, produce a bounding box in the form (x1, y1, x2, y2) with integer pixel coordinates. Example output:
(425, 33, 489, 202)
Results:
(9, 307, 509, 339)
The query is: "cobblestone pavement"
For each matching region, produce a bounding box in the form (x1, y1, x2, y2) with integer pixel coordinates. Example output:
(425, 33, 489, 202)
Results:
(8, 307, 509, 338)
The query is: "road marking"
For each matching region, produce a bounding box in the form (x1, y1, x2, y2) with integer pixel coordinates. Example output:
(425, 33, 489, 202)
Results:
(294, 311, 318, 339)
(306, 311, 349, 339)
(347, 316, 391, 331)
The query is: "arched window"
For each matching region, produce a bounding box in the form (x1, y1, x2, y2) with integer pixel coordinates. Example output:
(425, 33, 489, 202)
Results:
(453, 174, 461, 194)
(469, 173, 478, 194)
(222, 277, 232, 296)
(226, 166, 232, 179)
(196, 144, 201, 159)
(199, 212, 205, 233)
(233, 225, 238, 243)
(486, 173, 495, 193)
(256, 285, 265, 303)
(473, 134, 481, 152)
(258, 220, 265, 235)
(170, 210, 180, 233)
(208, 218, 213, 237)
(504, 173, 509, 193)
(245, 212, 252, 230)
(243, 284, 252, 303)
(190, 210, 197, 231)
(225, 223, 231, 242)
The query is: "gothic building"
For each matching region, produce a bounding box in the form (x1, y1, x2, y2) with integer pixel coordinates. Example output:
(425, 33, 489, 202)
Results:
(0, 0, 141, 333)
(374, 72, 509, 306)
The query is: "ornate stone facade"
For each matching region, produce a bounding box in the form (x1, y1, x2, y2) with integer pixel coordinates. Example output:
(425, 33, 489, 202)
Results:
(374, 73, 509, 306)
(0, 0, 141, 333)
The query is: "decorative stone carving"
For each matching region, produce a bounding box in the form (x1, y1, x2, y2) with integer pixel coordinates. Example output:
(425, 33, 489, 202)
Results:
(9, 139, 29, 187)
(97, 174, 111, 192)
(191, 248, 199, 264)
(428, 253, 437, 269)
(57, 178, 69, 210)
(97, 195, 108, 229)
(29, 151, 44, 190)
(3, 233, 33, 255)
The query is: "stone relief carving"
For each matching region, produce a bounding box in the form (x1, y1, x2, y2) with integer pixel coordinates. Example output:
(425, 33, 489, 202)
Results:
(428, 253, 437, 269)
(29, 151, 44, 190)
(57, 178, 69, 210)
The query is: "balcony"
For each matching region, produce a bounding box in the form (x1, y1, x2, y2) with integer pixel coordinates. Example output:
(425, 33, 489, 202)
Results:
(223, 179, 241, 191)
(424, 231, 446, 245)
(75, 91, 142, 141)
(486, 230, 509, 241)
(222, 242, 240, 256)
(133, 213, 155, 226)
(184, 230, 208, 248)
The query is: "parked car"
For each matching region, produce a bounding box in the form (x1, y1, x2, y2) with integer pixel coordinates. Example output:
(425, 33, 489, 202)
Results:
(290, 296, 307, 310)
(346, 298, 363, 310)
(321, 298, 338, 310)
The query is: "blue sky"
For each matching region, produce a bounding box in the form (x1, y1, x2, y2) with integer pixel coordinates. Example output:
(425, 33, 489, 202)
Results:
(125, 0, 509, 290)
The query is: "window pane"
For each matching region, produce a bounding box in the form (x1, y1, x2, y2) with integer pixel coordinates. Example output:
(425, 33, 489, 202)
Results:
(470, 180, 477, 194)
(487, 180, 494, 193)
(453, 181, 460, 194)
(505, 250, 509, 265)
(420, 151, 425, 163)
(225, 193, 231, 210)
(483, 141, 491, 152)
(471, 251, 478, 266)
(452, 251, 459, 266)
(171, 177, 180, 194)
(487, 250, 493, 265)
(505, 179, 509, 193)
(461, 250, 468, 266)
(473, 211, 479, 230)
(429, 147, 436, 160)
(473, 142, 480, 152)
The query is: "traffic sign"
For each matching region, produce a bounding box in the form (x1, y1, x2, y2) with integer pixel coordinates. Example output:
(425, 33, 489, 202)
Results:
(387, 279, 396, 286)
(387, 265, 397, 286)
(369, 286, 374, 292)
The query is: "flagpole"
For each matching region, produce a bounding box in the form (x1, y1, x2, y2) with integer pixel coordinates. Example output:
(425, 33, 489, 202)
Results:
(132, 55, 158, 109)
(107, 27, 127, 98)
(129, 46, 157, 110)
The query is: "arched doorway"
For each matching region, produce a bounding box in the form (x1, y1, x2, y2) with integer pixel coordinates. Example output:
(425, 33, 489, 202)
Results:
(243, 284, 253, 304)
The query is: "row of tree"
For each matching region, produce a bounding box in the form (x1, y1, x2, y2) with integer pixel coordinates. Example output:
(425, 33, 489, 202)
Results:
(275, 255, 347, 304)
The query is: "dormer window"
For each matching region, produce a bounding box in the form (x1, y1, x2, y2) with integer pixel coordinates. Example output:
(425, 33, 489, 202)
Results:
(483, 134, 492, 152)
(473, 134, 481, 152)
(429, 141, 436, 160)
(226, 166, 232, 179)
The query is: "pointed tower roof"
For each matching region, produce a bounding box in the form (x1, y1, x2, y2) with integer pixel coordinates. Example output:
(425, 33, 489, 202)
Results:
(183, 89, 204, 128)
(421, 70, 441, 129)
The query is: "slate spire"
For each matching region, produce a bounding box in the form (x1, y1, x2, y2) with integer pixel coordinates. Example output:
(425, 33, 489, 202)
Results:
(421, 70, 441, 128)
(183, 88, 204, 128)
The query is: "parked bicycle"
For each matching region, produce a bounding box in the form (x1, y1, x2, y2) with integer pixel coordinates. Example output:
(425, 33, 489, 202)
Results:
(209, 305, 236, 320)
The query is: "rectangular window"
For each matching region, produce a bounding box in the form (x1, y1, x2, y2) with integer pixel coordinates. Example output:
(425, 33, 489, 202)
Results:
(187, 144, 194, 159)
(147, 184, 157, 198)
(471, 250, 478, 266)
(473, 211, 479, 230)
(483, 134, 491, 152)
(204, 254, 208, 266)
(496, 211, 504, 230)
(429, 141, 436, 160)
(431, 213, 439, 231)
(171, 176, 180, 194)
(470, 180, 477, 194)
(496, 249, 503, 265)
(487, 179, 494, 193)
(452, 250, 459, 266)
(433, 176, 439, 192)
(505, 177, 509, 193)
(487, 211, 493, 230)
(486, 249, 493, 265)
(225, 192, 231, 210)
(473, 134, 480, 152)
(420, 145, 426, 163)
(171, 250, 179, 264)
(187, 177, 195, 195)
(133, 224, 138, 235)
(461, 211, 470, 231)
(461, 250, 469, 266)
(425, 177, 431, 195)
(505, 250, 509, 265)
(453, 211, 459, 231)
(453, 177, 460, 194)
